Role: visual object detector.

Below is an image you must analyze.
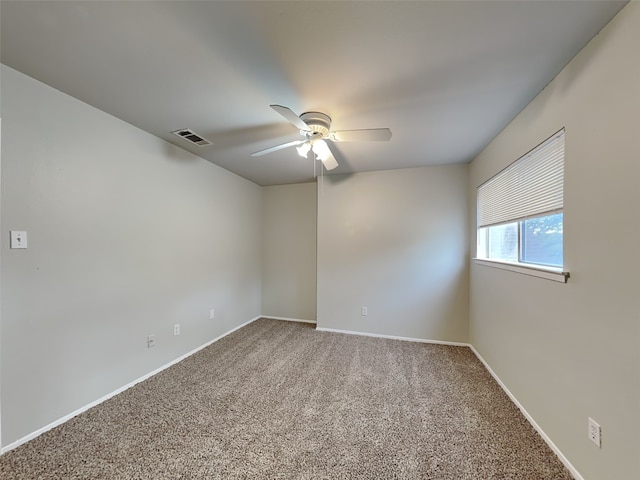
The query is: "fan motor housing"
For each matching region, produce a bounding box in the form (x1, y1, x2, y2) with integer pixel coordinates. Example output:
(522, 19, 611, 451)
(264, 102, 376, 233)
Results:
(300, 111, 331, 138)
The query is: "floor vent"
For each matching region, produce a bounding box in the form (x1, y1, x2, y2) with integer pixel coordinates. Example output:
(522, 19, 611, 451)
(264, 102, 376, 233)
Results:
(171, 129, 212, 146)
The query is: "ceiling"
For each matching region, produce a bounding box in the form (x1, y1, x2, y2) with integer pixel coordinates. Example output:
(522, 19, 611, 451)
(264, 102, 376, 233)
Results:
(0, 1, 627, 186)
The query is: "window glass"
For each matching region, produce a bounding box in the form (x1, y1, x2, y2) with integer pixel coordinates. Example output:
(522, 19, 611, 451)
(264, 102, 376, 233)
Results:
(521, 213, 563, 267)
(488, 222, 518, 262)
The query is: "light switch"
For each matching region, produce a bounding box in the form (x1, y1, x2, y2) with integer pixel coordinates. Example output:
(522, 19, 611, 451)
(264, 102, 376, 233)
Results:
(10, 231, 28, 249)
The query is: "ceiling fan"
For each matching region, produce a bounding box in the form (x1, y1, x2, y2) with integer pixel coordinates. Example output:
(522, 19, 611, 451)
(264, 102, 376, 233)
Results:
(251, 105, 392, 171)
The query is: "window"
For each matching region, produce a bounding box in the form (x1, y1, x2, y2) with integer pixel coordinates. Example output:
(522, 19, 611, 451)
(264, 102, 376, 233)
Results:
(476, 129, 568, 281)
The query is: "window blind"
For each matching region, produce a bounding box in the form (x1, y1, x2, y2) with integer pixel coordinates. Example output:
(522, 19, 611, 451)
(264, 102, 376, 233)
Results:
(478, 129, 564, 228)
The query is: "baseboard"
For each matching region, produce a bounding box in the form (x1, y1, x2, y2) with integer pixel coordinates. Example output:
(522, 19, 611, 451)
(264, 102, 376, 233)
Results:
(1, 315, 262, 455)
(316, 327, 583, 479)
(315, 326, 470, 347)
(469, 345, 584, 480)
(2, 317, 584, 480)
(261, 315, 317, 324)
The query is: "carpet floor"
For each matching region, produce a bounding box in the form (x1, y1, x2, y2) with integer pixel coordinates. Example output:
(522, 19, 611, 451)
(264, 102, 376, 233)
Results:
(0, 319, 573, 479)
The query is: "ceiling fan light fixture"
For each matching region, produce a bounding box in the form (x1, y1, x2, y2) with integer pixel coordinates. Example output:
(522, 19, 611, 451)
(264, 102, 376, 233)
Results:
(252, 105, 391, 172)
(296, 141, 311, 158)
(310, 140, 338, 170)
(311, 139, 331, 161)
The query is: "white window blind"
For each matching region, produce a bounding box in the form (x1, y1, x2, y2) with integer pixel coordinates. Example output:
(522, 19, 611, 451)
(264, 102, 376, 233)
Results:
(478, 129, 564, 228)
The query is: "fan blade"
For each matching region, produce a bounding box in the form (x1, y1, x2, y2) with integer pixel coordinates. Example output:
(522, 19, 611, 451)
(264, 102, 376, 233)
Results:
(311, 139, 338, 171)
(251, 139, 305, 157)
(270, 105, 311, 132)
(330, 128, 392, 142)
(321, 154, 339, 171)
(315, 141, 338, 171)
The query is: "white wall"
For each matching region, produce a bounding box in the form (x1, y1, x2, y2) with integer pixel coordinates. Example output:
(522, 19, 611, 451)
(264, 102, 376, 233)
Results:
(4, 7, 637, 478)
(317, 166, 469, 342)
(0, 116, 3, 448)
(262, 183, 317, 321)
(0, 65, 262, 447)
(469, 4, 640, 480)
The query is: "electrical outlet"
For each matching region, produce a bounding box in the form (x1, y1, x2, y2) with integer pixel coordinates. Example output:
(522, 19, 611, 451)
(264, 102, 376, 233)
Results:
(588, 417, 601, 448)
(174, 324, 180, 336)
(147, 335, 156, 348)
(209, 309, 215, 320)
(361, 306, 368, 316)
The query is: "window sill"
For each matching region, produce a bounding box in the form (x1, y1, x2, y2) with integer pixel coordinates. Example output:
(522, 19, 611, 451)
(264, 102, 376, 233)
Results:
(473, 258, 570, 283)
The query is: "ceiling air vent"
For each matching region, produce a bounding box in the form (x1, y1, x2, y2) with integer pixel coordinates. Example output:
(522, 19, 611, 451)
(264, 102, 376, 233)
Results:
(171, 129, 212, 147)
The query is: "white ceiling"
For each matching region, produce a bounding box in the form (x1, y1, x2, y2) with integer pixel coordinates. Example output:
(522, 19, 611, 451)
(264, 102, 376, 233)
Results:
(0, 1, 627, 186)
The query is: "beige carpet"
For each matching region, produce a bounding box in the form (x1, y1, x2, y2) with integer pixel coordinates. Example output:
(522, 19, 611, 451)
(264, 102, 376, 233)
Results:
(0, 319, 573, 479)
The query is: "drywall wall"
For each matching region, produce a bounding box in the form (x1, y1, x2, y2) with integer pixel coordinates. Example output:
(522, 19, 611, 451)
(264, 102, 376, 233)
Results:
(0, 65, 262, 447)
(317, 166, 469, 342)
(0, 117, 3, 448)
(262, 183, 317, 321)
(469, 4, 640, 480)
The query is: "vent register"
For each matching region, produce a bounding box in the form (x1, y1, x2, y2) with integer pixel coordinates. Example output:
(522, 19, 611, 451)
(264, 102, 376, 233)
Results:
(171, 129, 212, 146)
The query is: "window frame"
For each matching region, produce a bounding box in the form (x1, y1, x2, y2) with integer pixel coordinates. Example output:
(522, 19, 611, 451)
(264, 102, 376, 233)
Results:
(474, 130, 569, 283)
(473, 257, 569, 282)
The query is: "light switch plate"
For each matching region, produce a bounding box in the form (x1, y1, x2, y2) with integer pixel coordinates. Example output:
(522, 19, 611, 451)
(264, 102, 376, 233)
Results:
(588, 417, 601, 447)
(10, 231, 28, 249)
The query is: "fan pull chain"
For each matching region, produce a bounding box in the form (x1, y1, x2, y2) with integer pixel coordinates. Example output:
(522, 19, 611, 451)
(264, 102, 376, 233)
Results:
(318, 152, 324, 195)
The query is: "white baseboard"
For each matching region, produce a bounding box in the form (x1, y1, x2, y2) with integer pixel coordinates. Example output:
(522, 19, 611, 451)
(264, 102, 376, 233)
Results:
(469, 345, 584, 480)
(1, 315, 261, 455)
(317, 327, 582, 479)
(2, 316, 583, 480)
(315, 326, 470, 347)
(261, 315, 317, 324)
